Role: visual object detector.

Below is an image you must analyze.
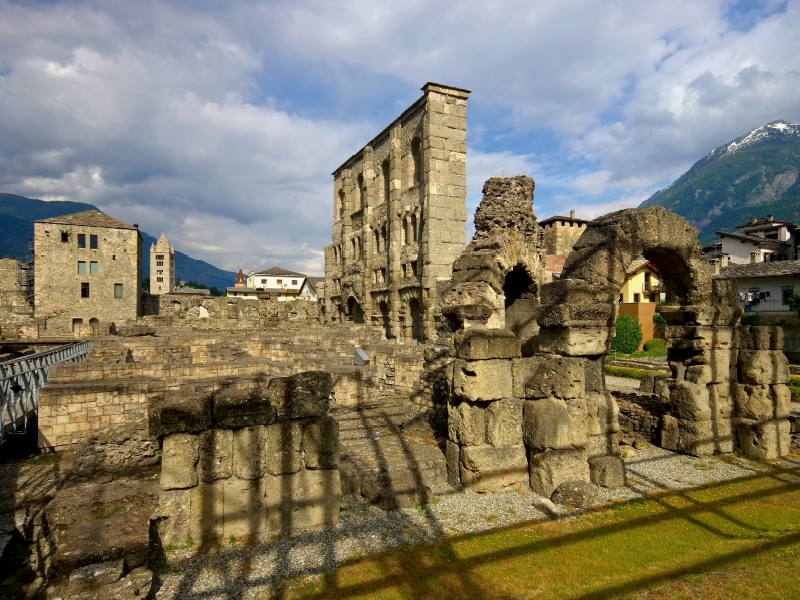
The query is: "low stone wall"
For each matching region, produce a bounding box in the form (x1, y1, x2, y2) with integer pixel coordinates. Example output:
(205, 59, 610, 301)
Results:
(151, 371, 341, 547)
(616, 393, 669, 444)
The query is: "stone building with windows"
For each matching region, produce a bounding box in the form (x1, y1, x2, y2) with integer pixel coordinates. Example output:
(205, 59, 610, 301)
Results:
(34, 210, 142, 335)
(150, 233, 175, 294)
(323, 82, 471, 341)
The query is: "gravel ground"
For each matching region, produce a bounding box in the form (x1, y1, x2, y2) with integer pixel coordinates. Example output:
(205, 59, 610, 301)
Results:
(152, 444, 800, 599)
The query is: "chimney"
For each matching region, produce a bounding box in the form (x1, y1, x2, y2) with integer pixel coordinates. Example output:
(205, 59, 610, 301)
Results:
(751, 217, 758, 225)
(570, 209, 575, 219)
(768, 214, 774, 222)
(750, 251, 761, 263)
(709, 258, 720, 276)
(133, 223, 138, 229)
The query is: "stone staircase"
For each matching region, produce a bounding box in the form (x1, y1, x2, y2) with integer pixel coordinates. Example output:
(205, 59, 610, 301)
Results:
(331, 399, 447, 510)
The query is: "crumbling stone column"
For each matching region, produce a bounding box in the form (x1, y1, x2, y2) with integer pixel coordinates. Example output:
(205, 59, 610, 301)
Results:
(446, 328, 528, 492)
(152, 371, 341, 547)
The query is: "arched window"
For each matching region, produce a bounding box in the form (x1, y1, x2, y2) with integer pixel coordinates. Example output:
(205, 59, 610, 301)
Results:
(375, 229, 381, 251)
(411, 213, 418, 243)
(338, 189, 346, 219)
(410, 137, 422, 186)
(382, 159, 390, 203)
(357, 173, 365, 211)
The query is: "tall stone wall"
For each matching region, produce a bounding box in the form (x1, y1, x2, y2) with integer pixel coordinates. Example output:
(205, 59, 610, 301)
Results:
(152, 371, 341, 546)
(325, 82, 470, 343)
(0, 257, 35, 338)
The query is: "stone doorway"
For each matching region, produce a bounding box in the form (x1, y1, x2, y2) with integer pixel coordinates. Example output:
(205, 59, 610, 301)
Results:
(503, 265, 538, 341)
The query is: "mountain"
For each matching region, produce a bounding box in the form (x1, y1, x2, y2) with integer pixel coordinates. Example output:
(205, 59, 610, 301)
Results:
(640, 120, 800, 245)
(0, 193, 237, 290)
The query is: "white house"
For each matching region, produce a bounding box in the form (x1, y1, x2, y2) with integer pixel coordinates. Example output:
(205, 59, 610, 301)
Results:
(247, 266, 307, 300)
(714, 259, 800, 314)
(702, 216, 798, 265)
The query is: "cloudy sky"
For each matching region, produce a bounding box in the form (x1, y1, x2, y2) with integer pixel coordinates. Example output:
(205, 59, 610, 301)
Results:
(1, 0, 799, 276)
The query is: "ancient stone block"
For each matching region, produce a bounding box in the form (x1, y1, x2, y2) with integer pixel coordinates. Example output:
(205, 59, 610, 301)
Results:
(522, 398, 569, 451)
(772, 384, 791, 419)
(660, 414, 679, 451)
(585, 391, 620, 436)
(734, 326, 784, 351)
(586, 432, 619, 457)
(676, 418, 734, 456)
(459, 444, 528, 493)
(68, 559, 125, 591)
(738, 350, 789, 385)
(264, 469, 341, 532)
(268, 371, 332, 419)
(452, 359, 512, 401)
(708, 383, 734, 420)
(454, 328, 521, 360)
(265, 421, 303, 475)
(197, 428, 233, 483)
(665, 380, 711, 421)
(360, 469, 432, 509)
(189, 481, 224, 546)
(535, 326, 612, 356)
(232, 426, 266, 480)
(733, 384, 775, 421)
(665, 326, 733, 350)
(161, 433, 199, 490)
(528, 447, 589, 497)
(452, 251, 504, 278)
(584, 356, 605, 392)
(447, 399, 485, 446)
(446, 440, 461, 487)
(550, 481, 601, 508)
(149, 392, 212, 438)
(154, 489, 192, 548)
(222, 477, 268, 540)
(486, 397, 523, 447)
(449, 268, 503, 293)
(588, 456, 626, 488)
(213, 388, 278, 428)
(302, 415, 339, 470)
(512, 355, 585, 400)
(737, 419, 790, 460)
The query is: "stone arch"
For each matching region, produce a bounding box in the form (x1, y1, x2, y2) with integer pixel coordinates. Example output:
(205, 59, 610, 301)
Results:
(89, 318, 100, 335)
(409, 298, 423, 342)
(378, 300, 391, 339)
(346, 296, 364, 324)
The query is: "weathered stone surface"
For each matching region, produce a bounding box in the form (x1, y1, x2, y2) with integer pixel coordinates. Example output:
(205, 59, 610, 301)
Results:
(197, 428, 233, 483)
(588, 456, 626, 488)
(708, 383, 735, 419)
(265, 421, 303, 475)
(528, 448, 589, 497)
(734, 326, 784, 351)
(264, 469, 341, 532)
(161, 433, 199, 490)
(733, 384, 776, 421)
(522, 398, 589, 450)
(658, 305, 739, 327)
(447, 399, 486, 446)
(584, 356, 605, 392)
(149, 392, 213, 437)
(446, 440, 461, 487)
(773, 384, 792, 419)
(153, 489, 191, 548)
(664, 326, 733, 350)
(189, 481, 224, 545)
(737, 419, 790, 459)
(585, 391, 620, 435)
(586, 432, 619, 457)
(223, 477, 268, 539)
(537, 301, 616, 328)
(676, 418, 734, 456)
(665, 380, 711, 421)
(452, 251, 504, 279)
(738, 350, 789, 385)
(360, 470, 432, 509)
(302, 416, 339, 470)
(512, 355, 585, 399)
(117, 325, 156, 337)
(536, 327, 613, 356)
(213, 388, 278, 428)
(660, 414, 679, 451)
(268, 371, 332, 419)
(68, 559, 125, 590)
(452, 358, 512, 401)
(459, 444, 528, 492)
(232, 426, 266, 480)
(486, 397, 523, 447)
(454, 328, 521, 360)
(550, 480, 601, 508)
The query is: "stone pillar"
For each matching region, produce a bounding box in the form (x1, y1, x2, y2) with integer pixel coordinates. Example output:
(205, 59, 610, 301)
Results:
(388, 126, 403, 340)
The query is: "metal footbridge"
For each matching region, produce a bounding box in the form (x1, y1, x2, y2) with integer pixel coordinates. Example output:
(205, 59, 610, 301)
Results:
(0, 341, 91, 445)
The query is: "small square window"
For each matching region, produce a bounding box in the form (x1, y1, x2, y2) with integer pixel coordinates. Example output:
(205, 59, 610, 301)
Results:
(783, 286, 794, 305)
(77, 261, 86, 274)
(292, 280, 297, 285)
(90, 261, 99, 274)
(77, 234, 86, 249)
(61, 232, 69, 242)
(276, 279, 282, 285)
(633, 293, 640, 303)
(114, 283, 123, 299)
(90, 234, 98, 249)
(81, 282, 90, 298)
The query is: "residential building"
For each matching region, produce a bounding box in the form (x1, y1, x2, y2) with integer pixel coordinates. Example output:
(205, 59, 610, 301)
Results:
(150, 232, 175, 294)
(247, 266, 307, 295)
(619, 258, 662, 304)
(702, 215, 798, 265)
(714, 259, 800, 313)
(33, 210, 142, 335)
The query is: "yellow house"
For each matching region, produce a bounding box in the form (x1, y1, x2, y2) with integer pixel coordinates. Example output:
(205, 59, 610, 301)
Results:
(619, 258, 662, 304)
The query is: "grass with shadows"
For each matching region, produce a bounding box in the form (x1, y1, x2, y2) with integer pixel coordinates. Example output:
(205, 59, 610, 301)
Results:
(280, 465, 800, 599)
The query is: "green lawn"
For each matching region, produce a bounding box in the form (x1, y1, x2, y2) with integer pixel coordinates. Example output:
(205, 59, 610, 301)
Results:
(282, 464, 800, 599)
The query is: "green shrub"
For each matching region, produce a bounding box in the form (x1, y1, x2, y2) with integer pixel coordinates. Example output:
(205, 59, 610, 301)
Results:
(741, 313, 761, 326)
(643, 338, 665, 352)
(603, 365, 652, 380)
(611, 314, 643, 355)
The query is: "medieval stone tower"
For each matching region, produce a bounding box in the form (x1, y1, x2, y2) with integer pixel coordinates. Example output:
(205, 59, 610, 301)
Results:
(324, 82, 470, 342)
(150, 233, 175, 294)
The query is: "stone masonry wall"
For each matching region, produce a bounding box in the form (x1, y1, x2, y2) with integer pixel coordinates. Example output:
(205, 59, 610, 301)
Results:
(151, 371, 341, 546)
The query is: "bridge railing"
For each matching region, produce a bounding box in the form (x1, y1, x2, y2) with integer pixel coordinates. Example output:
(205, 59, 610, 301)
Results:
(0, 341, 91, 445)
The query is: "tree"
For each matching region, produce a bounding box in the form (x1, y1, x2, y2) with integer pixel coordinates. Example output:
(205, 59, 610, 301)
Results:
(787, 292, 800, 318)
(611, 313, 643, 354)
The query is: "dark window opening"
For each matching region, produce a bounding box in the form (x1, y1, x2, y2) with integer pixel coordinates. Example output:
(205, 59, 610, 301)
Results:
(77, 234, 86, 249)
(90, 234, 98, 249)
(81, 282, 90, 298)
(783, 286, 794, 305)
(61, 231, 69, 243)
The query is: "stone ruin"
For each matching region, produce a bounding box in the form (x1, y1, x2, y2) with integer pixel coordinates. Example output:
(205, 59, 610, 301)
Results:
(440, 175, 792, 496)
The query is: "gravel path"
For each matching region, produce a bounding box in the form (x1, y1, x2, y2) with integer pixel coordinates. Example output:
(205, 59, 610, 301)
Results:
(152, 446, 800, 599)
